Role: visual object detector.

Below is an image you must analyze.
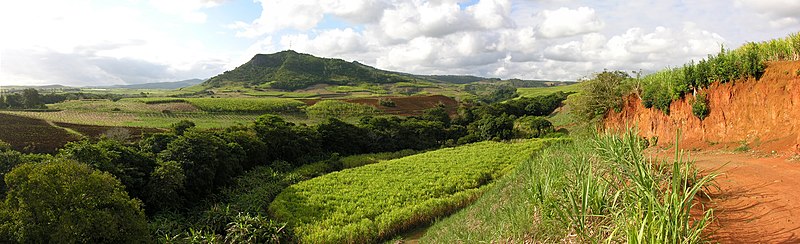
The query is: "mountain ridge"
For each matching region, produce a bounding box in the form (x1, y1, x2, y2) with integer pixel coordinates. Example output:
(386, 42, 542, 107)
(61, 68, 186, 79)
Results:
(203, 50, 573, 90)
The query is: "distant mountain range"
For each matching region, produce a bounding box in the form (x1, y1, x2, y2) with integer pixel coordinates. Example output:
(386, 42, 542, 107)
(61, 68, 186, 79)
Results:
(0, 79, 205, 92)
(204, 50, 573, 90)
(100, 79, 205, 89)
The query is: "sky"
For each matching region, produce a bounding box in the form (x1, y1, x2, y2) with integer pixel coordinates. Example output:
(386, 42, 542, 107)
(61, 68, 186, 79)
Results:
(1, 0, 799, 86)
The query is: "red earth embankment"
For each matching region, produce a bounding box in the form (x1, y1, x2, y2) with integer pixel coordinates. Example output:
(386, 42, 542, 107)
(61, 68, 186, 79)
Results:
(605, 61, 800, 154)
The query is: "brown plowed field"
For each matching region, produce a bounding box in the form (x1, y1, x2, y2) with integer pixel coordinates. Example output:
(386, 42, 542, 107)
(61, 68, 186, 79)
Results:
(302, 95, 459, 116)
(0, 113, 81, 153)
(54, 122, 164, 140)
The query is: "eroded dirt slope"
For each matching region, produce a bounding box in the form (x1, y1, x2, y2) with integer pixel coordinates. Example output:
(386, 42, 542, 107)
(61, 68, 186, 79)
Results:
(605, 61, 800, 154)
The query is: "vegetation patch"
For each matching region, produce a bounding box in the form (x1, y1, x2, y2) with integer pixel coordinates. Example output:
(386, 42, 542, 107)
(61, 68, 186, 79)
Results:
(422, 131, 715, 243)
(517, 83, 582, 98)
(691, 92, 710, 120)
(269, 139, 557, 243)
(305, 100, 380, 120)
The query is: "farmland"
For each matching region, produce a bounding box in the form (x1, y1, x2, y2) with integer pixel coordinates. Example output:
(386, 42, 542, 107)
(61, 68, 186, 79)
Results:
(0, 110, 261, 129)
(268, 139, 559, 243)
(517, 83, 581, 98)
(0, 113, 80, 153)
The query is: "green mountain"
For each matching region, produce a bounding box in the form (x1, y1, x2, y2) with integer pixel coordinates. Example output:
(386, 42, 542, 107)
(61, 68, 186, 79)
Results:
(204, 50, 421, 90)
(203, 50, 574, 91)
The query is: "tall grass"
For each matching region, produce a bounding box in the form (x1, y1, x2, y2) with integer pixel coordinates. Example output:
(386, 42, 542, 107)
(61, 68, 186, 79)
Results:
(421, 129, 716, 243)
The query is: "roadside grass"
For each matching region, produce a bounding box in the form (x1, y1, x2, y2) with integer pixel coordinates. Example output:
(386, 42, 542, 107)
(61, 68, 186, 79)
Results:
(421, 129, 716, 243)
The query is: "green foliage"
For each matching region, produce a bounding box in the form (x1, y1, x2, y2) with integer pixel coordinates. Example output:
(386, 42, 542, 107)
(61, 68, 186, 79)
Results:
(58, 139, 156, 202)
(464, 113, 516, 142)
(691, 92, 710, 120)
(225, 214, 292, 243)
(378, 98, 396, 107)
(171, 120, 196, 135)
(516, 83, 582, 98)
(204, 50, 417, 90)
(515, 116, 555, 138)
(305, 100, 380, 120)
(423, 130, 715, 243)
(338, 149, 417, 169)
(185, 97, 304, 113)
(269, 139, 555, 243)
(572, 70, 631, 121)
(0, 143, 23, 195)
(157, 130, 245, 206)
(2, 160, 149, 243)
(20, 89, 44, 109)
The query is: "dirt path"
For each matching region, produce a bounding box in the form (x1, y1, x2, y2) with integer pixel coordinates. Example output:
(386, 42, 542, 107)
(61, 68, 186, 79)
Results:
(687, 152, 800, 243)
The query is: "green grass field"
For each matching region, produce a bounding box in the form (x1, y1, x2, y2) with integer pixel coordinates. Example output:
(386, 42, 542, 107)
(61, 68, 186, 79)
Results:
(517, 83, 582, 98)
(269, 139, 559, 243)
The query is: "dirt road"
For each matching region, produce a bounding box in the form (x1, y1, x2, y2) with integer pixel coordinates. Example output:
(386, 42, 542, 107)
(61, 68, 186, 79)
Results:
(688, 152, 800, 243)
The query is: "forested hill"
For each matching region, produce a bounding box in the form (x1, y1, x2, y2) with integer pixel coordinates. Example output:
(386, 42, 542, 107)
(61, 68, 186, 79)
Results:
(203, 50, 426, 90)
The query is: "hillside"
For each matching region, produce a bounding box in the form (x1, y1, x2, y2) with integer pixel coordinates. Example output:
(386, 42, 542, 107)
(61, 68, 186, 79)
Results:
(203, 50, 571, 91)
(605, 60, 800, 153)
(204, 50, 421, 90)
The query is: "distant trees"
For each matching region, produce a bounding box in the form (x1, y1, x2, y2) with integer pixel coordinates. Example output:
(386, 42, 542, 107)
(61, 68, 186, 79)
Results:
(0, 160, 148, 243)
(0, 89, 44, 109)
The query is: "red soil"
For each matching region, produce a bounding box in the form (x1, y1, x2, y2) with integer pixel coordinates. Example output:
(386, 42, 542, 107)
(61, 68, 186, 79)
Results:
(605, 61, 800, 154)
(689, 152, 800, 243)
(609, 61, 800, 243)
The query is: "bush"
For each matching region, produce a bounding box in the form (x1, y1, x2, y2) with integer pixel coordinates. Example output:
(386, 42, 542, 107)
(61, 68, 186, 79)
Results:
(378, 98, 396, 107)
(691, 92, 710, 120)
(2, 160, 149, 243)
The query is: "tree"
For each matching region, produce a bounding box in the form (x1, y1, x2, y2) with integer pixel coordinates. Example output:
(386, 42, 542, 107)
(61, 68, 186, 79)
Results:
(172, 120, 196, 136)
(253, 114, 321, 164)
(572, 70, 631, 122)
(158, 130, 245, 204)
(316, 118, 371, 156)
(145, 160, 186, 213)
(0, 96, 7, 109)
(0, 141, 23, 196)
(2, 160, 149, 243)
(4, 94, 22, 109)
(20, 89, 43, 109)
(418, 103, 451, 126)
(58, 139, 156, 201)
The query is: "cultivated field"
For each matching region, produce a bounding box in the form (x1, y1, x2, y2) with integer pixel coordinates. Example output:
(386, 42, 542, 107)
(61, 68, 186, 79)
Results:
(269, 139, 557, 243)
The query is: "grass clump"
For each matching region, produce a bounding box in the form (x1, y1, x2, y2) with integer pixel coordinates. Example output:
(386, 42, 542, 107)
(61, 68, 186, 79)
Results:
(268, 139, 561, 243)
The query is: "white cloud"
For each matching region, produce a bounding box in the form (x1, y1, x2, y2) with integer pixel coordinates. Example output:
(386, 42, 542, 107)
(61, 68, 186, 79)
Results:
(280, 28, 368, 56)
(234, 0, 390, 38)
(149, 0, 225, 23)
(735, 0, 800, 29)
(538, 7, 604, 38)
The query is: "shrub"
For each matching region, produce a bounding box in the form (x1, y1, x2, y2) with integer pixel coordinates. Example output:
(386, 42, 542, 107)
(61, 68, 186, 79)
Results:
(691, 92, 710, 120)
(378, 98, 396, 107)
